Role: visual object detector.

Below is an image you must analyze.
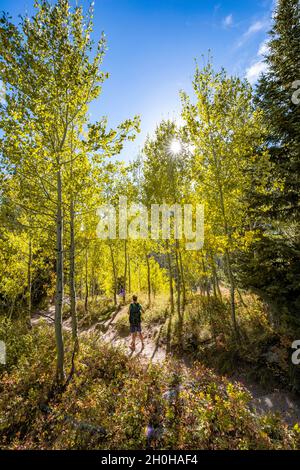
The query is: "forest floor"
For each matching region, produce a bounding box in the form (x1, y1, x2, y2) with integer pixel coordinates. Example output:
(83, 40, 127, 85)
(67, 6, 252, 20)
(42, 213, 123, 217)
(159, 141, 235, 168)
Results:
(32, 304, 300, 427)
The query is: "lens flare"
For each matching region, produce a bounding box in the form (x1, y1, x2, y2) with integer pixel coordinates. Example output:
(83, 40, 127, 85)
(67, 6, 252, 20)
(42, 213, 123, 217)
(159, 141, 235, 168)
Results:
(169, 139, 182, 155)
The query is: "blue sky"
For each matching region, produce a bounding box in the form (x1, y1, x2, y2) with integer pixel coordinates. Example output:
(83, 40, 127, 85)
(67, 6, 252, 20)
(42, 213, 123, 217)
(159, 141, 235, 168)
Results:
(0, 0, 275, 160)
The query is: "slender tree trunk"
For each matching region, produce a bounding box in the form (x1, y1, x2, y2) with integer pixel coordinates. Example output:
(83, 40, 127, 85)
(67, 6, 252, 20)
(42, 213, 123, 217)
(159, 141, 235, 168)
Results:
(69, 198, 78, 342)
(217, 192, 237, 330)
(206, 263, 211, 298)
(8, 297, 15, 320)
(146, 253, 151, 306)
(79, 277, 83, 300)
(138, 264, 141, 291)
(123, 240, 127, 304)
(209, 252, 222, 298)
(216, 278, 222, 298)
(212, 273, 217, 297)
(128, 254, 131, 294)
(208, 252, 217, 297)
(84, 248, 88, 314)
(179, 249, 186, 309)
(207, 113, 238, 337)
(167, 249, 174, 314)
(55, 169, 65, 384)
(109, 243, 117, 306)
(201, 253, 208, 296)
(175, 242, 183, 347)
(225, 249, 239, 341)
(90, 262, 95, 300)
(237, 288, 247, 308)
(27, 234, 32, 328)
(175, 244, 181, 318)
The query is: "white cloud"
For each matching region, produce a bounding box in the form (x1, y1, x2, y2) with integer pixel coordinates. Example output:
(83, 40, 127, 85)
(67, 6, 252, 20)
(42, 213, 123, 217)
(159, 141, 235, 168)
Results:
(244, 20, 266, 37)
(237, 19, 269, 47)
(258, 40, 270, 56)
(223, 14, 233, 28)
(245, 60, 267, 84)
(245, 37, 270, 84)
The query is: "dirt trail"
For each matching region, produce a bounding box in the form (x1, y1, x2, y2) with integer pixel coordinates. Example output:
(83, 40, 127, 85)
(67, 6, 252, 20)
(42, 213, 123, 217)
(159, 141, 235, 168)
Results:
(81, 305, 167, 364)
(231, 372, 300, 426)
(32, 305, 166, 363)
(32, 305, 300, 426)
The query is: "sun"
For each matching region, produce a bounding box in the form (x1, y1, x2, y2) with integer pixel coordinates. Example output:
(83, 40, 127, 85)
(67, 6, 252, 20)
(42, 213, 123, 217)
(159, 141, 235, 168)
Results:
(169, 139, 182, 155)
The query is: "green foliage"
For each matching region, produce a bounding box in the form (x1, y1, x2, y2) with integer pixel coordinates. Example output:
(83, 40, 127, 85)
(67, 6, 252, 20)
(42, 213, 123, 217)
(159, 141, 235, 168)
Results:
(114, 311, 130, 337)
(0, 317, 34, 370)
(73, 297, 115, 327)
(143, 307, 168, 327)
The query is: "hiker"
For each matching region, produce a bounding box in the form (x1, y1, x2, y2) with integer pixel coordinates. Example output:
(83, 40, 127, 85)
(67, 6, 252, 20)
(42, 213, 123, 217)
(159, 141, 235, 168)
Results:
(129, 295, 144, 351)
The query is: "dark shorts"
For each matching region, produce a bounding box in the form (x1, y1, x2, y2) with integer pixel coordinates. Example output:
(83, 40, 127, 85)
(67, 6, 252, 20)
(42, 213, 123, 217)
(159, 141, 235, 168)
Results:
(130, 323, 142, 333)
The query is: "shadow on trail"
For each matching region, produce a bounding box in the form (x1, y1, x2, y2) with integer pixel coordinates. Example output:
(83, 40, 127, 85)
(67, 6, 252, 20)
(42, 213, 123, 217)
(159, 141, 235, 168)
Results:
(150, 324, 164, 362)
(105, 305, 122, 328)
(145, 359, 185, 449)
(133, 343, 145, 358)
(166, 311, 172, 355)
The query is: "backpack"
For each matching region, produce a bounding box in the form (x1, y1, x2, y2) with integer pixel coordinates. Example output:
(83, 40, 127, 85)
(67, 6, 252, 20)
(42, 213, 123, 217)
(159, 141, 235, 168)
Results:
(129, 303, 141, 325)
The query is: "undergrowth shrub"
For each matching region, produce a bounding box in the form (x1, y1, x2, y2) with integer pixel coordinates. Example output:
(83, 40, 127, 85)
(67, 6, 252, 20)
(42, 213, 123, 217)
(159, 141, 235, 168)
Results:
(114, 311, 130, 336)
(64, 297, 116, 328)
(0, 319, 299, 450)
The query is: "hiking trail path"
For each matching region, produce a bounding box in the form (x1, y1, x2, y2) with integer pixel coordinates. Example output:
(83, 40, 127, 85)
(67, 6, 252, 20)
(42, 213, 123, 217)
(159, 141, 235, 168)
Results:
(32, 304, 300, 426)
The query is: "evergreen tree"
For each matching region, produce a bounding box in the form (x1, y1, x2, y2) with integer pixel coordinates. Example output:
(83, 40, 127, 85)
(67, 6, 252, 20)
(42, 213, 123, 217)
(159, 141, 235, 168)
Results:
(239, 0, 300, 329)
(256, 0, 300, 218)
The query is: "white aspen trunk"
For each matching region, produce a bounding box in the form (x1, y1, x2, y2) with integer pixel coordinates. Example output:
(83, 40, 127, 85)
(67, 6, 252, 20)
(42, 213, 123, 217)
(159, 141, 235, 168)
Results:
(69, 198, 77, 342)
(27, 234, 32, 328)
(146, 253, 151, 306)
(55, 169, 65, 383)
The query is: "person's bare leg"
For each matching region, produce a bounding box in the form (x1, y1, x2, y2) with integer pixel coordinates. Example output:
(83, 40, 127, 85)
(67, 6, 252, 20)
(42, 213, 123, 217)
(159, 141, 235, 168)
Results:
(130, 332, 136, 351)
(139, 332, 144, 348)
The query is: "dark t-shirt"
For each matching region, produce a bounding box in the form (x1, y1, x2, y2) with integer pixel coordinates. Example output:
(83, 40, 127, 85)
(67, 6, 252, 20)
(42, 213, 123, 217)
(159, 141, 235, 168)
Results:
(129, 302, 142, 325)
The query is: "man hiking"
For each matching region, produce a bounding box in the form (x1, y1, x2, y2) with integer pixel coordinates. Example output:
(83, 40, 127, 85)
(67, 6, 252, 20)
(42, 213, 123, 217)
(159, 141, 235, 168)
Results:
(129, 295, 144, 351)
